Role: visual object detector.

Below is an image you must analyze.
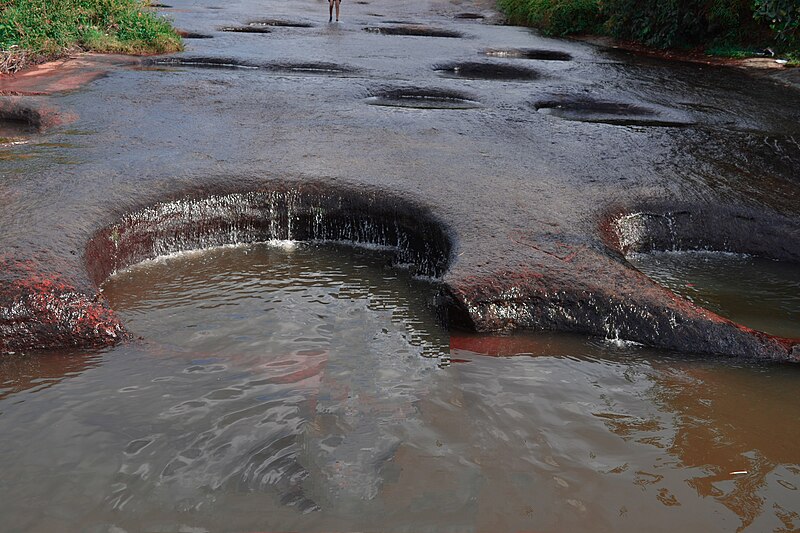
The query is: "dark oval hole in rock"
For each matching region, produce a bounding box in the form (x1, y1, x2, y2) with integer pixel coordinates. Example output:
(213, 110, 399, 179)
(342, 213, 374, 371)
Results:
(364, 26, 463, 38)
(0, 116, 38, 139)
(219, 26, 272, 34)
(265, 62, 357, 75)
(534, 98, 691, 127)
(248, 19, 314, 28)
(483, 48, 572, 61)
(455, 12, 485, 19)
(146, 57, 261, 70)
(434, 61, 539, 81)
(366, 88, 481, 109)
(177, 30, 214, 39)
(0, 100, 45, 140)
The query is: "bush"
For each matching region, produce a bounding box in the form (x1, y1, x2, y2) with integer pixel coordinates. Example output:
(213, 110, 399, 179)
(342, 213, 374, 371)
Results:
(754, 0, 800, 45)
(601, 0, 755, 49)
(495, 0, 799, 55)
(497, 0, 601, 36)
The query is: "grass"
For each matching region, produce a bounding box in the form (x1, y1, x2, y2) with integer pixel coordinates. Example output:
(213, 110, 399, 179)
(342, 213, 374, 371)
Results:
(705, 45, 767, 59)
(0, 0, 182, 72)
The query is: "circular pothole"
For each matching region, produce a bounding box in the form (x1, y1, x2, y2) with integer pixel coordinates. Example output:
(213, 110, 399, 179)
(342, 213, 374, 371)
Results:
(364, 25, 463, 38)
(219, 26, 272, 34)
(265, 62, 357, 75)
(483, 48, 572, 61)
(147, 57, 260, 69)
(0, 100, 45, 144)
(248, 19, 314, 28)
(534, 97, 690, 126)
(177, 30, 214, 39)
(0, 116, 38, 139)
(366, 88, 481, 109)
(434, 61, 539, 81)
(144, 58, 356, 76)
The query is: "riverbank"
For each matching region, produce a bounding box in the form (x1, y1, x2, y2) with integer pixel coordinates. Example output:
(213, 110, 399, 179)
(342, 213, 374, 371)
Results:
(496, 0, 799, 66)
(0, 0, 182, 74)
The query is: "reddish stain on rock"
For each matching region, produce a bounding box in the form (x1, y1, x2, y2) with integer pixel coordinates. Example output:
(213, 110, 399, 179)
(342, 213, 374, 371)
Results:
(0, 258, 125, 354)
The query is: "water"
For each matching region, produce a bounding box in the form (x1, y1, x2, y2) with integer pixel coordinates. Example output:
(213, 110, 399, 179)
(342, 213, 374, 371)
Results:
(1, 243, 799, 532)
(629, 251, 800, 339)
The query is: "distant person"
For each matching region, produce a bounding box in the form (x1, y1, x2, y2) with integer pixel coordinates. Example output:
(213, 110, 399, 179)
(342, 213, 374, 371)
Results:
(329, 0, 341, 22)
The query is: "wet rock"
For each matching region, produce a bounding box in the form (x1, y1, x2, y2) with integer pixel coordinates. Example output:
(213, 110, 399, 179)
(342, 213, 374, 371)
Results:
(0, 258, 124, 353)
(85, 183, 453, 286)
(604, 204, 800, 262)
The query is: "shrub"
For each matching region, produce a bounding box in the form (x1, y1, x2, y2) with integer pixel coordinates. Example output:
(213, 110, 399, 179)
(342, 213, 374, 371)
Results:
(754, 0, 800, 45)
(497, 0, 601, 36)
(601, 0, 755, 49)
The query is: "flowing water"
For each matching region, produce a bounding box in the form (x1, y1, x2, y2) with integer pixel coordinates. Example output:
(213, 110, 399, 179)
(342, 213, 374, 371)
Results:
(1, 243, 799, 532)
(628, 251, 800, 339)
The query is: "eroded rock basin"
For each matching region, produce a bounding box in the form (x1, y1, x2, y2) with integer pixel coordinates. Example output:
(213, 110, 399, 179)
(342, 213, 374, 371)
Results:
(2, 242, 799, 532)
(366, 87, 482, 109)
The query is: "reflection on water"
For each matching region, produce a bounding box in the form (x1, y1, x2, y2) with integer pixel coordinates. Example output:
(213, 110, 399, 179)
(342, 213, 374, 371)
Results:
(0, 350, 102, 401)
(0, 243, 798, 532)
(628, 251, 800, 338)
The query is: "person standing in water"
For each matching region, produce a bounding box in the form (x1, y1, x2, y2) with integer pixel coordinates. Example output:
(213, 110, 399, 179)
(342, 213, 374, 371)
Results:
(329, 0, 341, 22)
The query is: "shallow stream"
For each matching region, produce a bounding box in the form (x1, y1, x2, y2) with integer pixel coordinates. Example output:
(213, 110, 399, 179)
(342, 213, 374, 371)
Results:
(0, 243, 799, 532)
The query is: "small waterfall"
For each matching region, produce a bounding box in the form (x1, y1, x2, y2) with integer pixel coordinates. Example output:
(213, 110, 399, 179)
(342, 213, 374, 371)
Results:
(86, 186, 453, 287)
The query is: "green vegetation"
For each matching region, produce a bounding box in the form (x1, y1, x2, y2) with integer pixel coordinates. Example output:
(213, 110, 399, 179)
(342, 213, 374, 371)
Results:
(497, 0, 601, 36)
(496, 0, 799, 61)
(0, 0, 182, 72)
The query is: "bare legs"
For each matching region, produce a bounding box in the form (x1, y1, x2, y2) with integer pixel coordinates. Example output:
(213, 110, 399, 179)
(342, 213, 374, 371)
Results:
(329, 0, 340, 22)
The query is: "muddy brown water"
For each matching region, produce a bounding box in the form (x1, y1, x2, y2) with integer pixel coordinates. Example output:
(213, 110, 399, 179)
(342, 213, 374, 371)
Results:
(1, 243, 798, 532)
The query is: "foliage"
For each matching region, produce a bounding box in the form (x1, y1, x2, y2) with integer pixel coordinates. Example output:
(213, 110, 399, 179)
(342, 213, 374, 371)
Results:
(495, 0, 798, 56)
(753, 0, 800, 44)
(0, 0, 181, 60)
(601, 0, 756, 49)
(497, 0, 601, 36)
